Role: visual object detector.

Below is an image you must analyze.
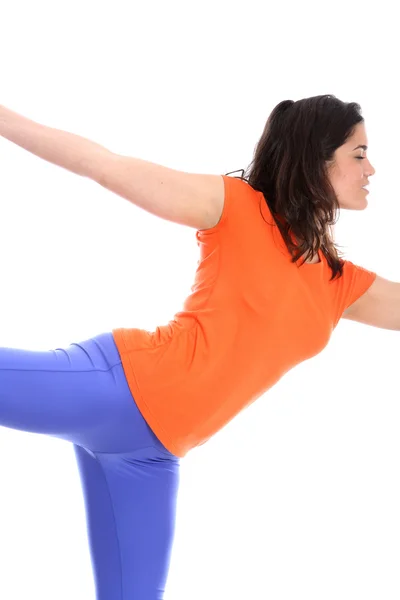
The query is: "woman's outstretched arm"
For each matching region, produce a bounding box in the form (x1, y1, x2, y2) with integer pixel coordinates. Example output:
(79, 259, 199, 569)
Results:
(0, 104, 224, 229)
(0, 104, 109, 179)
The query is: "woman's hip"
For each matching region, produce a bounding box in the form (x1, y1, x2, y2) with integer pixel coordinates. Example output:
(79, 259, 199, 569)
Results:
(0, 331, 173, 456)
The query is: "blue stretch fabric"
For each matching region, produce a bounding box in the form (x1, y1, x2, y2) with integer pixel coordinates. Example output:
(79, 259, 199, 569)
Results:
(0, 332, 180, 600)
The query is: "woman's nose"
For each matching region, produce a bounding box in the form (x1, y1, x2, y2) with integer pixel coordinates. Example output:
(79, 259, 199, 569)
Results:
(366, 160, 376, 176)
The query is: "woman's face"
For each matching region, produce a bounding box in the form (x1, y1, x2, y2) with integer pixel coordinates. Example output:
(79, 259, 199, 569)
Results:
(327, 122, 376, 211)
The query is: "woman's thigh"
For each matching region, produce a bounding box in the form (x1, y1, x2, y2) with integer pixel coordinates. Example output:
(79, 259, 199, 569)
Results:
(74, 444, 180, 600)
(0, 332, 166, 454)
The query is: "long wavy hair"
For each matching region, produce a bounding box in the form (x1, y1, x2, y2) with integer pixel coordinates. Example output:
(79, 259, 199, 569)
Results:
(226, 94, 365, 281)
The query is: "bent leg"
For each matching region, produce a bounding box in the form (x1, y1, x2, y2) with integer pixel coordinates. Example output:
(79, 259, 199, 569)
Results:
(74, 444, 180, 600)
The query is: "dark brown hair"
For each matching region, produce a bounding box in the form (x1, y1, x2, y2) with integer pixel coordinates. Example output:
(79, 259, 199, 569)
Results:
(226, 94, 364, 281)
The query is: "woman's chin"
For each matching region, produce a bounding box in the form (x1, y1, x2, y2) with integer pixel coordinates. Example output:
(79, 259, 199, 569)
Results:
(339, 196, 369, 210)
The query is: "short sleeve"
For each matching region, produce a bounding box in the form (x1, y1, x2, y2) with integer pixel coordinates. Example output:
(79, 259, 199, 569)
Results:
(332, 260, 377, 326)
(196, 174, 246, 239)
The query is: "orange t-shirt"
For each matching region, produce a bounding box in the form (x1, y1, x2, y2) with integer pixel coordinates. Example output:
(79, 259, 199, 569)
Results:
(112, 175, 377, 457)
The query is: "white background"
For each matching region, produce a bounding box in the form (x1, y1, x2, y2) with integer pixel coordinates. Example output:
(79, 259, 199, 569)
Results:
(0, 1, 399, 598)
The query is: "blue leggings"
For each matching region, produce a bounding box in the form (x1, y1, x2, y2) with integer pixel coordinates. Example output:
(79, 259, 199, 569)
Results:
(0, 332, 181, 600)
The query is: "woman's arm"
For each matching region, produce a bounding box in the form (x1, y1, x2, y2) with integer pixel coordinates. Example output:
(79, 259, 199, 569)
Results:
(0, 104, 224, 230)
(0, 105, 109, 179)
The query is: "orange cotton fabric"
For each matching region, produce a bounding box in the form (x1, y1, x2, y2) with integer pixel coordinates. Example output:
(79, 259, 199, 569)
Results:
(112, 175, 377, 458)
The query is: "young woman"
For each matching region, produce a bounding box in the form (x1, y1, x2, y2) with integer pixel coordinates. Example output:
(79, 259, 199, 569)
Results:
(1, 94, 397, 599)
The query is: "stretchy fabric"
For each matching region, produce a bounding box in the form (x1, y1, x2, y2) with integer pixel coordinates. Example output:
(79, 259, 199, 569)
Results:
(0, 332, 180, 600)
(112, 175, 377, 457)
